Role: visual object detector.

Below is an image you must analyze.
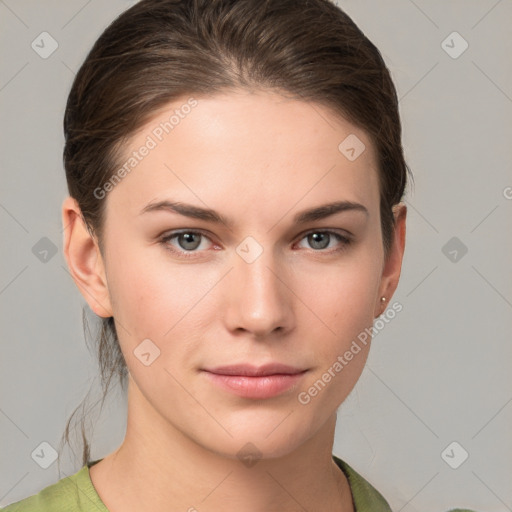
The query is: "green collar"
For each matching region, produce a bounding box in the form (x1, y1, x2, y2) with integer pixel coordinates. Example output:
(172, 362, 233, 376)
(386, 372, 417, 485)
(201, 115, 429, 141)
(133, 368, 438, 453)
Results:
(333, 455, 392, 511)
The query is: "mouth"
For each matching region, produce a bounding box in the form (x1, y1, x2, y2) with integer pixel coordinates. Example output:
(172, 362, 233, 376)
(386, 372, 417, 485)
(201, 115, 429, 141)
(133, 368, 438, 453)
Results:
(201, 363, 308, 399)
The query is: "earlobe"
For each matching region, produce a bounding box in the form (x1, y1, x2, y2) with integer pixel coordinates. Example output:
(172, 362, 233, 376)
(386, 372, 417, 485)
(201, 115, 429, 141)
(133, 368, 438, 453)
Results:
(61, 196, 113, 318)
(374, 202, 407, 318)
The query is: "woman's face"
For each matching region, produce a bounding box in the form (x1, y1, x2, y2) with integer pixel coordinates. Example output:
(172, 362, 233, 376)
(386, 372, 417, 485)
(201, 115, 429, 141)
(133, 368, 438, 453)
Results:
(85, 89, 404, 459)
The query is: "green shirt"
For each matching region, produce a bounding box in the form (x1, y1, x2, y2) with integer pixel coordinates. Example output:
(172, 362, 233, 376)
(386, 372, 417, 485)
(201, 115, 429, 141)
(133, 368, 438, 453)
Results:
(0, 456, 478, 511)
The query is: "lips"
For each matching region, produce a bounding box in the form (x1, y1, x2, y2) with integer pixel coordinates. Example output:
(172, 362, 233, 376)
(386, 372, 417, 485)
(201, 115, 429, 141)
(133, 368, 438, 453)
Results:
(204, 363, 306, 377)
(202, 363, 308, 399)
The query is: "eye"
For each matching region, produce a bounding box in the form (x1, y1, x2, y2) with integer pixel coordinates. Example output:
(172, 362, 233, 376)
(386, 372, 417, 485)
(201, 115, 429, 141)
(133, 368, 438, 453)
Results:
(160, 230, 214, 258)
(296, 230, 352, 252)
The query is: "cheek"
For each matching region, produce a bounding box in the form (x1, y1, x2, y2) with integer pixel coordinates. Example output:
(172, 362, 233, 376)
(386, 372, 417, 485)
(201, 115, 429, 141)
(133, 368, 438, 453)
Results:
(294, 252, 381, 340)
(104, 243, 219, 357)
(108, 260, 169, 334)
(292, 295, 374, 413)
(290, 251, 381, 400)
(104, 254, 202, 402)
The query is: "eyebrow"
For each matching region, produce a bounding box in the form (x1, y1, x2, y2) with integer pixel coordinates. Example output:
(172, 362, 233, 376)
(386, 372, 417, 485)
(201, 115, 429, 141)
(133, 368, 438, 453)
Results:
(140, 199, 368, 227)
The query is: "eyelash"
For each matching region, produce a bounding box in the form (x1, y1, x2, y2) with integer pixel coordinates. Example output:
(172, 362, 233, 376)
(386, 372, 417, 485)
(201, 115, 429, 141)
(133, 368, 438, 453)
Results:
(159, 229, 353, 259)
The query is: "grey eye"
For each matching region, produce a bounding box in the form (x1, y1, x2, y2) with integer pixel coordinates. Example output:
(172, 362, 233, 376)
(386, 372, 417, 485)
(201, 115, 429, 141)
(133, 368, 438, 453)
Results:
(176, 232, 202, 251)
(307, 232, 332, 250)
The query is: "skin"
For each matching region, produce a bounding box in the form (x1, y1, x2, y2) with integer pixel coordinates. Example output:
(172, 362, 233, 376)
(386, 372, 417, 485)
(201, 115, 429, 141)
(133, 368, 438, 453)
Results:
(62, 88, 406, 512)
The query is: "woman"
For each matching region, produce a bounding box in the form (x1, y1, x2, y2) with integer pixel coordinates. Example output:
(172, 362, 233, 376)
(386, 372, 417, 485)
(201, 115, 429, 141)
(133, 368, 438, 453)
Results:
(1, 0, 477, 510)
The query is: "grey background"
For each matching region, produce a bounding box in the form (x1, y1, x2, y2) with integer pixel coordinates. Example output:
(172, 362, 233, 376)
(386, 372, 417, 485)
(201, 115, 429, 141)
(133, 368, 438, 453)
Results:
(1, 1, 511, 510)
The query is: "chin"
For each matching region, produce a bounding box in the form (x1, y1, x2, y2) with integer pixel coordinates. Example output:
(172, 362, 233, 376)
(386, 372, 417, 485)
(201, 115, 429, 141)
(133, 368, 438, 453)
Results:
(196, 411, 322, 462)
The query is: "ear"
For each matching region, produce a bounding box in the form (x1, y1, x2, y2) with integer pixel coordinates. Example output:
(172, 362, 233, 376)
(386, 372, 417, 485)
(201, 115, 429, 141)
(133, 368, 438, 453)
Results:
(62, 196, 113, 318)
(374, 202, 407, 318)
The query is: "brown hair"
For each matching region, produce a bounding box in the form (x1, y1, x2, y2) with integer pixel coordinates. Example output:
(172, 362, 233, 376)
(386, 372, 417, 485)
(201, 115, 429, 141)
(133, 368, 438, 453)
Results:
(59, 0, 412, 471)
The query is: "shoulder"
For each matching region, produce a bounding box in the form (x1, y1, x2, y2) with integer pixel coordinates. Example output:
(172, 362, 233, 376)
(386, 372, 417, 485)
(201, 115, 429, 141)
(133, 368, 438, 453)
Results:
(333, 455, 480, 512)
(0, 465, 108, 512)
(333, 455, 392, 511)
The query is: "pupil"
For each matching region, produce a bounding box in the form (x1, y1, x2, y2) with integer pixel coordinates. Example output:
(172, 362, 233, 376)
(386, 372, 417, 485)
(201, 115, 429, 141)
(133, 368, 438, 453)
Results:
(310, 233, 329, 249)
(181, 233, 200, 250)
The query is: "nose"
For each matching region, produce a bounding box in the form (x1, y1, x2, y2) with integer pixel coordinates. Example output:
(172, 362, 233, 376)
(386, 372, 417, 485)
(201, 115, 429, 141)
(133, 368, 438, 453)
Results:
(222, 244, 294, 339)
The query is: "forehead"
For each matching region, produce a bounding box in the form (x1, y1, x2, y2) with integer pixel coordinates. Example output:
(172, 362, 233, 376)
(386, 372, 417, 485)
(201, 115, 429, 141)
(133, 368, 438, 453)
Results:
(105, 89, 380, 223)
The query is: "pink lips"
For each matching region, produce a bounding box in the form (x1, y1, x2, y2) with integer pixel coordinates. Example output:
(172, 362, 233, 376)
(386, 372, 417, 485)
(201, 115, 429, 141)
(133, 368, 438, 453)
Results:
(202, 364, 307, 399)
